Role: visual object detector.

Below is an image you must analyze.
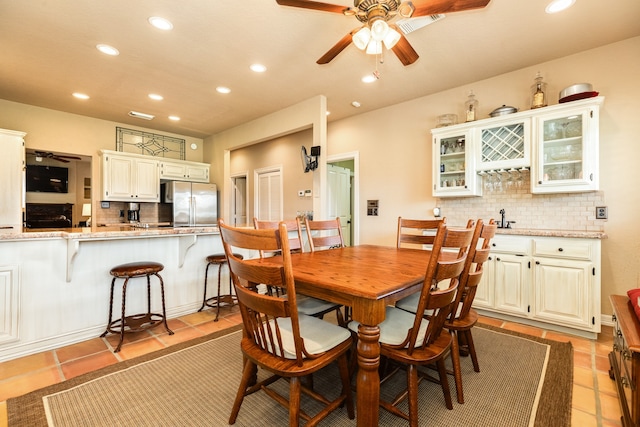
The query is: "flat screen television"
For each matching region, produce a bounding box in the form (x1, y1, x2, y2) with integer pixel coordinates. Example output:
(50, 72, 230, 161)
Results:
(26, 164, 69, 193)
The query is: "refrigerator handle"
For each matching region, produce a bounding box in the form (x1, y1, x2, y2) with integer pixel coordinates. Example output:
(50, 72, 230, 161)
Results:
(190, 196, 195, 225)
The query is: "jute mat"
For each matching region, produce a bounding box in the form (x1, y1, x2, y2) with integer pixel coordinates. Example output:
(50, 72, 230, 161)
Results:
(7, 323, 572, 426)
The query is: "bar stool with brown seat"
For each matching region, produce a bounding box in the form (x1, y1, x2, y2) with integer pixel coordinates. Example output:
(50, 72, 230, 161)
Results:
(199, 252, 244, 321)
(101, 261, 173, 353)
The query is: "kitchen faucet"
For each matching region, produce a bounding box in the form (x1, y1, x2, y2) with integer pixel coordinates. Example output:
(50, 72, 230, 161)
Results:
(498, 209, 515, 229)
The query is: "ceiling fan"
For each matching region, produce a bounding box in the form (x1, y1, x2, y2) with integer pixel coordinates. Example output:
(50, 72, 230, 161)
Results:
(275, 0, 491, 66)
(28, 151, 82, 163)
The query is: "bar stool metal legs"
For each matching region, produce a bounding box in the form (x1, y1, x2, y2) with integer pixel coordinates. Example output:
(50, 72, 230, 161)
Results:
(101, 261, 173, 352)
(199, 253, 243, 321)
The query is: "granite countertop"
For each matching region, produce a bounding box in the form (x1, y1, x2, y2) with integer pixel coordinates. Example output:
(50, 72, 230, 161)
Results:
(495, 228, 607, 239)
(0, 225, 221, 241)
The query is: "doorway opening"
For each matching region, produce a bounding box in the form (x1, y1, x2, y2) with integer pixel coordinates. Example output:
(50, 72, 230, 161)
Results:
(230, 174, 248, 226)
(327, 152, 359, 246)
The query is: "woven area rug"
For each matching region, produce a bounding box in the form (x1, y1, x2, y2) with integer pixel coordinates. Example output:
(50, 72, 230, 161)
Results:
(7, 324, 572, 427)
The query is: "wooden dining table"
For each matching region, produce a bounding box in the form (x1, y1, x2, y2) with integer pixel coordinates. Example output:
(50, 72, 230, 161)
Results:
(257, 244, 432, 427)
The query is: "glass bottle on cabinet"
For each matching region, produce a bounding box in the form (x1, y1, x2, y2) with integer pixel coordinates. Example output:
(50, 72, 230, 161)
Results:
(531, 98, 602, 194)
(432, 129, 481, 197)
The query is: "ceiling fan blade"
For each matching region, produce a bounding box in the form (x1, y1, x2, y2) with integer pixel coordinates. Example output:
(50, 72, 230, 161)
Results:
(317, 31, 354, 64)
(411, 0, 491, 16)
(275, 0, 349, 14)
(56, 155, 82, 160)
(390, 32, 419, 66)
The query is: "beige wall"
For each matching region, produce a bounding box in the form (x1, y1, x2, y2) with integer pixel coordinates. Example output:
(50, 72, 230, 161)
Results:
(325, 36, 640, 316)
(208, 36, 640, 317)
(1, 37, 638, 318)
(230, 128, 314, 221)
(0, 101, 204, 223)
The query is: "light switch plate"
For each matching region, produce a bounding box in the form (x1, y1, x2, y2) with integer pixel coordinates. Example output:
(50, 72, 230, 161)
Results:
(101, 201, 110, 208)
(596, 206, 607, 219)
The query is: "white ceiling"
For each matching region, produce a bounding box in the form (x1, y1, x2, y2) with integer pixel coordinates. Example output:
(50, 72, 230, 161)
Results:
(1, 0, 639, 139)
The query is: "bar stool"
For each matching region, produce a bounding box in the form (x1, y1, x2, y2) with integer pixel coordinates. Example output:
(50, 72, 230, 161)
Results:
(199, 253, 243, 321)
(101, 261, 173, 352)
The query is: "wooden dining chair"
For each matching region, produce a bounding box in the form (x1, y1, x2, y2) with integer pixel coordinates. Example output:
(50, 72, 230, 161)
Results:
(303, 216, 350, 324)
(396, 217, 446, 249)
(219, 219, 355, 427)
(254, 217, 344, 325)
(304, 217, 345, 251)
(348, 222, 474, 426)
(253, 217, 303, 256)
(445, 218, 498, 404)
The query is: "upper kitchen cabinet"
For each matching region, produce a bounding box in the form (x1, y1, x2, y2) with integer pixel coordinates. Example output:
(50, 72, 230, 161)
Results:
(0, 128, 26, 230)
(159, 159, 210, 183)
(475, 116, 531, 171)
(531, 97, 603, 194)
(432, 128, 481, 197)
(100, 150, 159, 202)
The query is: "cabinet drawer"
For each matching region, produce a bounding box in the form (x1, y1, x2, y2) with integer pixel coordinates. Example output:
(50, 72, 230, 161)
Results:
(490, 235, 530, 255)
(533, 238, 592, 260)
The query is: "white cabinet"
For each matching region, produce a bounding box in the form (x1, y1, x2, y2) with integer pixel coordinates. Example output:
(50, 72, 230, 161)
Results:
(160, 159, 210, 182)
(476, 116, 531, 171)
(432, 129, 481, 197)
(0, 265, 20, 344)
(474, 234, 601, 336)
(475, 234, 530, 314)
(100, 150, 160, 202)
(532, 237, 598, 330)
(0, 128, 26, 231)
(531, 97, 602, 194)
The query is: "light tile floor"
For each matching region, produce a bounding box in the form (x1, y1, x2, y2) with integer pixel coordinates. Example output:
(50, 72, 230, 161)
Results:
(0, 308, 622, 427)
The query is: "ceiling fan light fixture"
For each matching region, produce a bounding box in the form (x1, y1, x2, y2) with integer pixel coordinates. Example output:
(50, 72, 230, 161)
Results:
(398, 1, 415, 18)
(353, 27, 371, 50)
(370, 19, 389, 42)
(383, 27, 401, 49)
(366, 40, 382, 55)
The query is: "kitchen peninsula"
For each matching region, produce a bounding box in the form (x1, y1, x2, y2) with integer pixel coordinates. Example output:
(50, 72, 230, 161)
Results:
(0, 225, 226, 362)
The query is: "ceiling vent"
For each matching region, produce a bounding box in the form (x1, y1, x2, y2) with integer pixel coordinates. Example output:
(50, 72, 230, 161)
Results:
(395, 14, 445, 35)
(128, 111, 155, 120)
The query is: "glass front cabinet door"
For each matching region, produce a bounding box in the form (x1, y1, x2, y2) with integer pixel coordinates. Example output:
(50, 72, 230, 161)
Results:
(531, 98, 602, 194)
(432, 128, 481, 197)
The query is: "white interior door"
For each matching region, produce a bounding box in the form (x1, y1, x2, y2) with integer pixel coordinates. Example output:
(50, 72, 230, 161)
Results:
(255, 168, 282, 221)
(327, 164, 351, 246)
(231, 175, 247, 226)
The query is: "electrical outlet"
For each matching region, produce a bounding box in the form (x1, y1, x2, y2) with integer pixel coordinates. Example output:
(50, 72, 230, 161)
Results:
(596, 206, 608, 219)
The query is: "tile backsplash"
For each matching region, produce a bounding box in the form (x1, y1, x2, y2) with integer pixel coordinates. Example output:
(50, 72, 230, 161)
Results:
(436, 175, 606, 231)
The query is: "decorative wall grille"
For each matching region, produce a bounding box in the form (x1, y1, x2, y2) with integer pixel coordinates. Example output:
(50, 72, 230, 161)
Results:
(116, 127, 185, 160)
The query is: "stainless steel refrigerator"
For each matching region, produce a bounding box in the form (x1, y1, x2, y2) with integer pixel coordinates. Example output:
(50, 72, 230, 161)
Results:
(164, 182, 217, 227)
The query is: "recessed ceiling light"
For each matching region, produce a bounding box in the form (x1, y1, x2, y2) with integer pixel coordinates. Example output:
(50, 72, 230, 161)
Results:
(361, 75, 376, 83)
(351, 101, 361, 108)
(250, 63, 267, 73)
(216, 86, 231, 94)
(96, 44, 119, 56)
(168, 115, 180, 121)
(148, 16, 173, 30)
(148, 93, 163, 101)
(72, 92, 90, 100)
(545, 0, 575, 13)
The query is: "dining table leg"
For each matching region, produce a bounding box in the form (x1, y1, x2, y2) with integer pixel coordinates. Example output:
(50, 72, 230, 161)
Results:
(356, 323, 381, 427)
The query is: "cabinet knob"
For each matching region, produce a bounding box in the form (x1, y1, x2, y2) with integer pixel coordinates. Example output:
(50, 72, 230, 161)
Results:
(558, 247, 564, 252)
(496, 257, 501, 262)
(492, 243, 497, 247)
